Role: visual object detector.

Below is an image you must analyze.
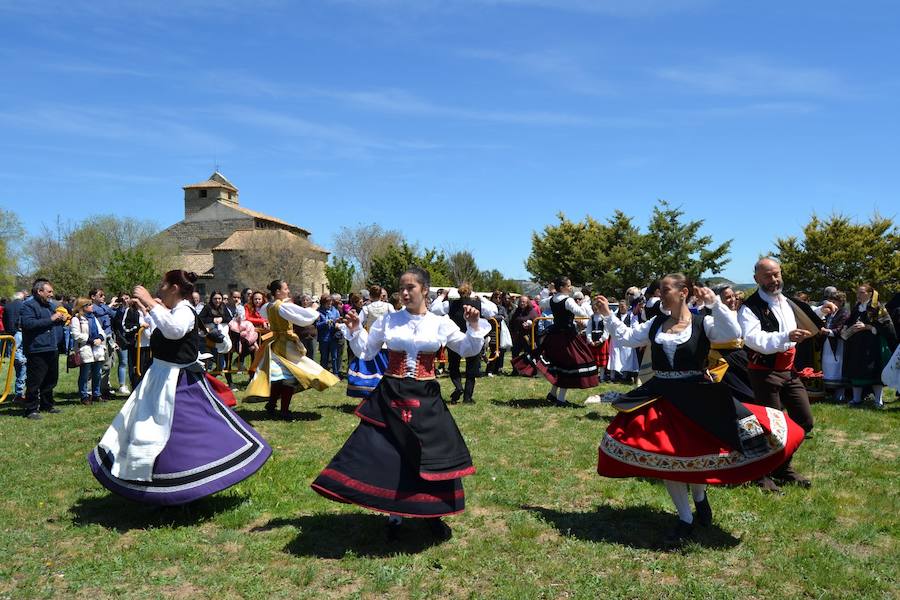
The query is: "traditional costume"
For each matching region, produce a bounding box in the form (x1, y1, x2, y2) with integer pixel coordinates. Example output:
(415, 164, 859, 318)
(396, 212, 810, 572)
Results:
(843, 295, 897, 407)
(598, 298, 805, 537)
(87, 299, 271, 505)
(312, 309, 489, 518)
(607, 309, 639, 383)
(244, 300, 339, 414)
(585, 312, 610, 379)
(821, 306, 849, 401)
(345, 300, 394, 398)
(527, 293, 597, 404)
(430, 295, 498, 403)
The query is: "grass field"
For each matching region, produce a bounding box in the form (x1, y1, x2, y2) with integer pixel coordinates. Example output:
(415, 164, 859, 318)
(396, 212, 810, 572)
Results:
(0, 358, 898, 599)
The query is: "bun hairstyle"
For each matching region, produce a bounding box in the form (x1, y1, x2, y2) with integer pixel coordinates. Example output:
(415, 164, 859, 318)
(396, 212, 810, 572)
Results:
(553, 276, 570, 291)
(267, 279, 284, 296)
(162, 270, 198, 298)
(401, 266, 431, 290)
(662, 272, 695, 296)
(368, 284, 382, 300)
(458, 282, 472, 297)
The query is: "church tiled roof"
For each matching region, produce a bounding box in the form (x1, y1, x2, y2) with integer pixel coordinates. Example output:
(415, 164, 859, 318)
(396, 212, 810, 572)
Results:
(213, 229, 328, 254)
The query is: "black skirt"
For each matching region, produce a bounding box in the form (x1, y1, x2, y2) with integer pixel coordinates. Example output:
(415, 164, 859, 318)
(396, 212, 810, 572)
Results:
(532, 327, 599, 388)
(311, 376, 474, 517)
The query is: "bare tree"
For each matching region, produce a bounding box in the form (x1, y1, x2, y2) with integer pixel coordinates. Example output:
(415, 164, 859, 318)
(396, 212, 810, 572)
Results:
(332, 223, 403, 288)
(230, 230, 328, 296)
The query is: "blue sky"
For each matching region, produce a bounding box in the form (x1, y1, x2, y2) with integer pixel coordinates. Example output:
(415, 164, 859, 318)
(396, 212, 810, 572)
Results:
(2, 0, 898, 284)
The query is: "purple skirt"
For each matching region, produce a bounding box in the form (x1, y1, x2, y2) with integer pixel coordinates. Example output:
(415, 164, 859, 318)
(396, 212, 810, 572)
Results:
(87, 370, 272, 505)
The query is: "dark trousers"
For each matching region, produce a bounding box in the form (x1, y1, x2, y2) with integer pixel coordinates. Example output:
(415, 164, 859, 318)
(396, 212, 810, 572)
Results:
(24, 351, 58, 414)
(486, 349, 506, 374)
(748, 368, 814, 476)
(127, 343, 152, 389)
(448, 349, 480, 401)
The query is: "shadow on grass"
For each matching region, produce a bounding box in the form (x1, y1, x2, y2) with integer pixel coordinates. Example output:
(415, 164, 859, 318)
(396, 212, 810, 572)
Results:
(255, 514, 445, 558)
(235, 408, 322, 422)
(490, 398, 575, 409)
(315, 403, 359, 414)
(523, 504, 741, 551)
(69, 493, 248, 532)
(578, 411, 612, 422)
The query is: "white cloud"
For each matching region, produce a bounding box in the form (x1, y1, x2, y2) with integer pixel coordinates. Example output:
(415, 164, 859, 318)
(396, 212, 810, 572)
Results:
(656, 57, 846, 97)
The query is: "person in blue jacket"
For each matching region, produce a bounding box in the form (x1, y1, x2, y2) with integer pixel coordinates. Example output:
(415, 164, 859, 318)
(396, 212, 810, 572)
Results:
(19, 279, 66, 419)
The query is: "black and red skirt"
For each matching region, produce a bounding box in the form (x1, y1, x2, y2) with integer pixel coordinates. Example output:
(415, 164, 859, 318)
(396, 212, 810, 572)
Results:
(311, 376, 474, 517)
(591, 339, 610, 369)
(597, 395, 805, 485)
(533, 327, 599, 388)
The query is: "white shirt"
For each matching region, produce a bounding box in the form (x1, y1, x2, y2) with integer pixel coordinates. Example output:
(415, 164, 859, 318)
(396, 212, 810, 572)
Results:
(359, 300, 396, 328)
(539, 293, 593, 318)
(259, 301, 318, 326)
(344, 310, 489, 377)
(429, 296, 499, 318)
(739, 290, 828, 355)
(604, 299, 741, 367)
(149, 300, 196, 340)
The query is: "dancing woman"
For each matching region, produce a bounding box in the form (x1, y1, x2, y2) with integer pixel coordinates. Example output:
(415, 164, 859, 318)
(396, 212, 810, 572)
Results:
(534, 276, 597, 406)
(245, 280, 339, 419)
(87, 270, 272, 505)
(312, 267, 489, 540)
(595, 274, 805, 545)
(345, 285, 395, 398)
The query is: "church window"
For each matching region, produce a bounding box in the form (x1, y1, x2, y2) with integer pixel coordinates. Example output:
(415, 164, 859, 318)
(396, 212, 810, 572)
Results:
(199, 190, 207, 198)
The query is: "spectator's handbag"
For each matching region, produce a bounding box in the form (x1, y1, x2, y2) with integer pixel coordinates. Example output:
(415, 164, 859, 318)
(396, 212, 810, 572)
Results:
(66, 335, 83, 370)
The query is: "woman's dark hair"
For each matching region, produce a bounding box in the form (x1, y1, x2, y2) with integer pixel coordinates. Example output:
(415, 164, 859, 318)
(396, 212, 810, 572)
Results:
(368, 284, 382, 300)
(661, 273, 694, 296)
(162, 270, 198, 299)
(267, 280, 284, 296)
(553, 276, 570, 291)
(644, 279, 660, 299)
(209, 290, 223, 303)
(401, 266, 431, 290)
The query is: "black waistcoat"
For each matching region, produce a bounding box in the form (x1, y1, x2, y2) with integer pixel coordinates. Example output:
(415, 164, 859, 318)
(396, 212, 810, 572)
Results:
(589, 314, 605, 342)
(648, 313, 709, 372)
(742, 291, 781, 368)
(149, 306, 200, 364)
(448, 297, 481, 332)
(550, 298, 574, 328)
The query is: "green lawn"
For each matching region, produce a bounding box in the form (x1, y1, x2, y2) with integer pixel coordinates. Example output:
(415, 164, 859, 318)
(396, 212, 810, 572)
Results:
(0, 358, 897, 599)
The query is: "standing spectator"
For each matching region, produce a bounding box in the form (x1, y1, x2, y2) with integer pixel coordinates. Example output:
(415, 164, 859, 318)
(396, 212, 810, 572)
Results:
(843, 284, 897, 408)
(244, 291, 268, 329)
(509, 294, 540, 363)
(2, 291, 27, 403)
(20, 279, 66, 419)
(198, 290, 236, 388)
(484, 290, 509, 376)
(111, 291, 134, 396)
(316, 294, 342, 376)
(227, 290, 246, 371)
(70, 297, 108, 405)
(293, 294, 318, 359)
(332, 292, 347, 373)
(820, 291, 849, 402)
(89, 288, 120, 399)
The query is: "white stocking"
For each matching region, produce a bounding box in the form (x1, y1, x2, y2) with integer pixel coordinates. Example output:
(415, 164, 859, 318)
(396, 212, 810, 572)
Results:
(664, 480, 693, 524)
(873, 385, 884, 404)
(690, 483, 707, 503)
(556, 387, 567, 403)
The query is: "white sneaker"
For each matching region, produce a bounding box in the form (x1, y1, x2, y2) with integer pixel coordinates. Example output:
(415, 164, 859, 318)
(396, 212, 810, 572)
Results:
(584, 395, 603, 405)
(118, 385, 130, 395)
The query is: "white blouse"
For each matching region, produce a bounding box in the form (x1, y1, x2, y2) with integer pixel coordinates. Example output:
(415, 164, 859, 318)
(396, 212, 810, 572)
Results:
(259, 301, 319, 326)
(344, 309, 489, 377)
(604, 299, 741, 367)
(539, 293, 592, 318)
(149, 300, 197, 340)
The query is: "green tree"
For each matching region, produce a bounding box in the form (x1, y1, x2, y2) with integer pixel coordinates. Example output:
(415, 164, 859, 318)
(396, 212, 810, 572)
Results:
(105, 248, 162, 294)
(368, 243, 452, 293)
(0, 209, 25, 296)
(524, 213, 606, 286)
(332, 223, 403, 288)
(448, 250, 481, 287)
(642, 200, 731, 280)
(325, 256, 356, 295)
(772, 213, 900, 296)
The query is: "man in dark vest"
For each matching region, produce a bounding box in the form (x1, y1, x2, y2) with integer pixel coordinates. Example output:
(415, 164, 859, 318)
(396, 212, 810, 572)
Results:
(738, 257, 833, 492)
(431, 283, 497, 404)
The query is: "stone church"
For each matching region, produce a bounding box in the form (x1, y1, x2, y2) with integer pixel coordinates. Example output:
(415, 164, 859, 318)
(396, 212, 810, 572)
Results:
(158, 171, 329, 297)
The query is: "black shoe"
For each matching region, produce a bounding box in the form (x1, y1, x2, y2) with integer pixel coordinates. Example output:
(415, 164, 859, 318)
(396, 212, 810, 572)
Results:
(24, 411, 42, 420)
(545, 392, 557, 404)
(662, 519, 693, 547)
(80, 397, 92, 406)
(462, 397, 475, 404)
(756, 476, 782, 493)
(427, 518, 452, 541)
(773, 468, 812, 489)
(44, 407, 62, 414)
(694, 496, 713, 527)
(386, 519, 402, 541)
(554, 399, 573, 408)
(95, 396, 110, 403)
(265, 401, 276, 417)
(449, 390, 462, 405)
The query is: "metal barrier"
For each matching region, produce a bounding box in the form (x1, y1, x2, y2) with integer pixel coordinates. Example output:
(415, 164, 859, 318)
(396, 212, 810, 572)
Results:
(530, 316, 589, 350)
(135, 327, 148, 377)
(0, 334, 17, 403)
